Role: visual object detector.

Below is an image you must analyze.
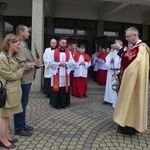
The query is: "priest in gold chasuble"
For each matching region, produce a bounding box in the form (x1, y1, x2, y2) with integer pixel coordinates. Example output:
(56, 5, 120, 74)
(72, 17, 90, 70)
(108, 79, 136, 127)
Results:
(112, 27, 150, 134)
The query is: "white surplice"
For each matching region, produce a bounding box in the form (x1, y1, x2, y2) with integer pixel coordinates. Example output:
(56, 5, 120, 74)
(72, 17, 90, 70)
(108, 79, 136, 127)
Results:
(43, 47, 53, 78)
(74, 55, 91, 78)
(104, 50, 121, 108)
(91, 53, 96, 66)
(97, 58, 108, 70)
(93, 55, 99, 71)
(48, 50, 75, 87)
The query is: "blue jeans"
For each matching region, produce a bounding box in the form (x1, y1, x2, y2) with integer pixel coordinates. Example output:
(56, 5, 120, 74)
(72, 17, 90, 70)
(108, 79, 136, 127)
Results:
(14, 83, 32, 132)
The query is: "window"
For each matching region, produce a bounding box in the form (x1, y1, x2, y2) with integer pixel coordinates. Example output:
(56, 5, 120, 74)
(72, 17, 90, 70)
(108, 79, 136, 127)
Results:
(77, 29, 86, 35)
(54, 18, 97, 36)
(104, 31, 118, 37)
(54, 28, 74, 35)
(4, 22, 13, 32)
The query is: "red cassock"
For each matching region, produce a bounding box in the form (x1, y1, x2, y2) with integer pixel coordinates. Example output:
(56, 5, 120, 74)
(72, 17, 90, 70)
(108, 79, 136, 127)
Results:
(72, 77, 87, 98)
(97, 69, 107, 86)
(72, 53, 91, 98)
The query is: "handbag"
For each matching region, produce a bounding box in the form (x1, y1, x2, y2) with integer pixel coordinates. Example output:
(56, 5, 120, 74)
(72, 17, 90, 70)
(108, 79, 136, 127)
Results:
(0, 80, 6, 108)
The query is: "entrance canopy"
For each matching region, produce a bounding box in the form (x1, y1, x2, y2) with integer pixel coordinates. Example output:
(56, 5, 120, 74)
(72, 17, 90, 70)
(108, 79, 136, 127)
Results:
(1, 0, 150, 24)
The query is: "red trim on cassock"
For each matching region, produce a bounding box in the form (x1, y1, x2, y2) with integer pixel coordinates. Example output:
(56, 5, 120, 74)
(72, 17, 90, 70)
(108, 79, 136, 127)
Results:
(98, 53, 107, 61)
(74, 52, 91, 62)
(53, 48, 70, 92)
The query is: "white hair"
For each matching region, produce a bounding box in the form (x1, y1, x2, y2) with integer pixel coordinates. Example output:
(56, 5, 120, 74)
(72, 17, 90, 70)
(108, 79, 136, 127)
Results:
(125, 27, 139, 35)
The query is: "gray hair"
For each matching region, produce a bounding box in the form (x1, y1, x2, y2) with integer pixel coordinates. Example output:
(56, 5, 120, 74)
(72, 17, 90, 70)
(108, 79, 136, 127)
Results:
(125, 27, 139, 35)
(16, 24, 27, 35)
(50, 38, 57, 43)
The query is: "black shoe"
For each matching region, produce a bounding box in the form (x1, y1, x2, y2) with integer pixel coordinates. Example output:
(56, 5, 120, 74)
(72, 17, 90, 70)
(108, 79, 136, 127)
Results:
(25, 125, 34, 131)
(61, 106, 66, 109)
(15, 130, 32, 136)
(103, 101, 111, 105)
(117, 126, 138, 135)
(117, 129, 137, 135)
(83, 94, 88, 98)
(54, 106, 60, 110)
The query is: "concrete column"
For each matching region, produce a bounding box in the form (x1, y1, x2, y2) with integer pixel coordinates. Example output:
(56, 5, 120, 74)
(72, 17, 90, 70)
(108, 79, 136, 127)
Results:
(0, 16, 3, 51)
(97, 20, 104, 37)
(142, 24, 148, 41)
(46, 17, 54, 35)
(31, 0, 44, 91)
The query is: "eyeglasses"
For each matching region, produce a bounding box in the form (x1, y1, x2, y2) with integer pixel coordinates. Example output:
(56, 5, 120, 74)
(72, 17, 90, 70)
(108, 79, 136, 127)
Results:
(125, 34, 134, 38)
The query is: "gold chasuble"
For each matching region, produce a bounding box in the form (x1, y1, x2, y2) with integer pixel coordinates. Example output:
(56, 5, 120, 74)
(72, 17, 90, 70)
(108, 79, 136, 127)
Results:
(114, 42, 150, 132)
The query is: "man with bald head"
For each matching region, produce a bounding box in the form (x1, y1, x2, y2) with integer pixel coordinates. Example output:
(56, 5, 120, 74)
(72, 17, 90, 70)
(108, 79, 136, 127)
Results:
(43, 38, 57, 98)
(113, 27, 150, 134)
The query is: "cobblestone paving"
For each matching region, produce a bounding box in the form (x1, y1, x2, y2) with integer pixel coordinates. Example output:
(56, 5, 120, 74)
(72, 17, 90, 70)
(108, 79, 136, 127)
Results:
(2, 79, 150, 150)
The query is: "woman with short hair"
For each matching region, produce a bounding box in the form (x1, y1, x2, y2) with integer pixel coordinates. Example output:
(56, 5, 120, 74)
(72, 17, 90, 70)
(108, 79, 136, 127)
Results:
(0, 34, 26, 149)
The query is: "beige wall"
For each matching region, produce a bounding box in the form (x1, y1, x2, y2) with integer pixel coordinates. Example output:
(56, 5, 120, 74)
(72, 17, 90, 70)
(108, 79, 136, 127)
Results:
(31, 0, 44, 92)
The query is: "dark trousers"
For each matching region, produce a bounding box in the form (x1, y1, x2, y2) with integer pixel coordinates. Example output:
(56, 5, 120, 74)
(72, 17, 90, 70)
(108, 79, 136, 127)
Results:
(43, 78, 51, 96)
(14, 83, 32, 132)
(93, 71, 97, 82)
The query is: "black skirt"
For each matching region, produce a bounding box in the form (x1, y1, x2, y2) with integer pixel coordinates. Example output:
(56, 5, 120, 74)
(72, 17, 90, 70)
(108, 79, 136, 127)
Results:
(43, 78, 51, 96)
(50, 86, 70, 109)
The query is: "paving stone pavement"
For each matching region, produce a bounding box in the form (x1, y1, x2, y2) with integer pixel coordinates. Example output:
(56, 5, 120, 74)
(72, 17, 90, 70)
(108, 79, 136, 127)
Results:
(2, 78, 150, 150)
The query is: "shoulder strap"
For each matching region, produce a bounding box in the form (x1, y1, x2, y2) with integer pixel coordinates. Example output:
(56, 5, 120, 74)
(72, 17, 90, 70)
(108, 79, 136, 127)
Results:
(3, 53, 9, 84)
(0, 80, 3, 89)
(5, 55, 10, 64)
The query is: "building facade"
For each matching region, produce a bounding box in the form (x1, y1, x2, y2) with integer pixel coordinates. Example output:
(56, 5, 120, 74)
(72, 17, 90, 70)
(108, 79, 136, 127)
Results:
(1, 0, 150, 91)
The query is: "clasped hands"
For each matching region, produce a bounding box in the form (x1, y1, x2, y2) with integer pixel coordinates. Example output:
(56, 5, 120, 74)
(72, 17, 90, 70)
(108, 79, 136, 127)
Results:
(80, 61, 85, 65)
(110, 58, 114, 63)
(59, 61, 67, 67)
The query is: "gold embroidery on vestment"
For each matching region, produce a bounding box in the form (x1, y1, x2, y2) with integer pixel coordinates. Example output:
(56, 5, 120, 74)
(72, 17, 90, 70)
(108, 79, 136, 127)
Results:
(124, 51, 136, 61)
